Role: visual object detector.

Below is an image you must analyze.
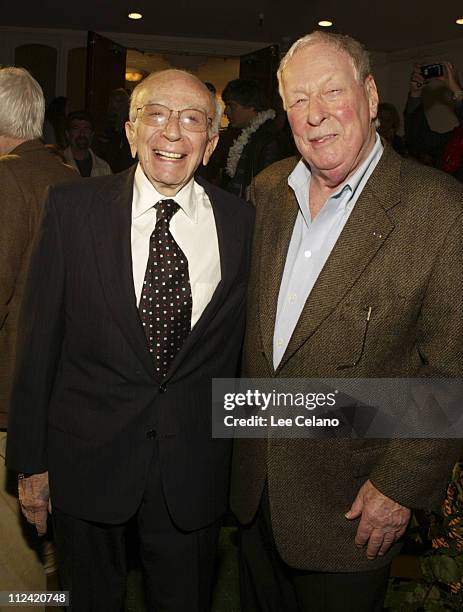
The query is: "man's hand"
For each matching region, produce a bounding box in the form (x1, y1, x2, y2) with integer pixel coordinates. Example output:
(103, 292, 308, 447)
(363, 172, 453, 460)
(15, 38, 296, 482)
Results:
(437, 61, 463, 96)
(18, 471, 51, 536)
(409, 64, 426, 98)
(345, 479, 411, 560)
(410, 61, 463, 99)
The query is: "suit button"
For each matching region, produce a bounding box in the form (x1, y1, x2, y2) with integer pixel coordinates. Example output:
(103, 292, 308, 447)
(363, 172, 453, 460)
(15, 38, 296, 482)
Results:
(159, 383, 167, 393)
(146, 429, 156, 439)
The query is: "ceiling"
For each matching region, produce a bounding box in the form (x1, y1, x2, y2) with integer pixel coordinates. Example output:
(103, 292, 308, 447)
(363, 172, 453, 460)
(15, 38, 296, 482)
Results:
(4, 1, 463, 54)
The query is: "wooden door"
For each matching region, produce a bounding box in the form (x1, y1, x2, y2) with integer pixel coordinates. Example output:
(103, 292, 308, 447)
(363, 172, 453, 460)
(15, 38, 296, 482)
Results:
(85, 31, 127, 136)
(239, 44, 280, 109)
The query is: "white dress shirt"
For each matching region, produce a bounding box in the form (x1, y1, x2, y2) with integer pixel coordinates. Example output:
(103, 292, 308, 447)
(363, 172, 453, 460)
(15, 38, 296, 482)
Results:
(131, 164, 221, 328)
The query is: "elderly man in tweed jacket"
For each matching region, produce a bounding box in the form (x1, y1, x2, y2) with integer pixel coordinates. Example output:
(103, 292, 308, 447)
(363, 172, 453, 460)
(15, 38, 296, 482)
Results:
(231, 31, 463, 612)
(0, 67, 77, 594)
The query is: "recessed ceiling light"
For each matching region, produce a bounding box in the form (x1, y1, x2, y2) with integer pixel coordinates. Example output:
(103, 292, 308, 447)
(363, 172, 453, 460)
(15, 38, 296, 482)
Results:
(128, 12, 143, 20)
(456, 17, 463, 25)
(318, 20, 333, 27)
(126, 70, 144, 82)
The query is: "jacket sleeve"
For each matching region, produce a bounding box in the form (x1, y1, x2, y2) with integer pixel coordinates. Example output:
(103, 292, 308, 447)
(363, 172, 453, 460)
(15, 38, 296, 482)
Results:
(0, 164, 31, 330)
(254, 138, 285, 177)
(6, 189, 65, 473)
(369, 209, 463, 509)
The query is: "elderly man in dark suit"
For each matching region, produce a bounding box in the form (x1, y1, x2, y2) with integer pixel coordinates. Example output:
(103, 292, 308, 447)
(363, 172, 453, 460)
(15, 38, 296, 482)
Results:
(0, 66, 77, 594)
(7, 69, 254, 611)
(231, 31, 463, 612)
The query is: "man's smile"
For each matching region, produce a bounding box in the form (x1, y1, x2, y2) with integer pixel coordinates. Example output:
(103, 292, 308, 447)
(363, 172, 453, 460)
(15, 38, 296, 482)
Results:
(309, 134, 337, 145)
(153, 149, 186, 160)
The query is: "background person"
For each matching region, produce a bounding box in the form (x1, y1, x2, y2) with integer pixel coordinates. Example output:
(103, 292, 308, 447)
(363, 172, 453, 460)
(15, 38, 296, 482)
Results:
(404, 61, 463, 180)
(377, 102, 407, 156)
(221, 78, 285, 199)
(63, 110, 111, 177)
(42, 96, 67, 149)
(94, 87, 134, 172)
(0, 66, 77, 599)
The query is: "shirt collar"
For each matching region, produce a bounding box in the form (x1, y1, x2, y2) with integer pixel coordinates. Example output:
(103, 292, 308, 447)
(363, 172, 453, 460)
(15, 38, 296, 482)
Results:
(288, 133, 383, 213)
(132, 163, 198, 222)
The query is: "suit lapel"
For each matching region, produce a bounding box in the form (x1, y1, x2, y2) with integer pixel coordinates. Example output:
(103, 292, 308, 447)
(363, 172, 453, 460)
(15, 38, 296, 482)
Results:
(269, 147, 401, 372)
(90, 166, 156, 378)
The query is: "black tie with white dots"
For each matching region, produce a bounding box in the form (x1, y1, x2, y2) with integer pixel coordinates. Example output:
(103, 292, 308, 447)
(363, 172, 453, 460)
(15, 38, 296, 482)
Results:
(138, 199, 192, 378)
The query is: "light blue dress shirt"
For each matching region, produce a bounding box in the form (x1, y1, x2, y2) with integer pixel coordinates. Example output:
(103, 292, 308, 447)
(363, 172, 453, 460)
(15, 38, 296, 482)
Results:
(273, 135, 384, 369)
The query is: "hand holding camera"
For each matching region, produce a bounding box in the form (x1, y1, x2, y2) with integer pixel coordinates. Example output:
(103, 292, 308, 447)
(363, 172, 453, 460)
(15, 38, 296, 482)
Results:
(410, 61, 463, 100)
(409, 64, 426, 97)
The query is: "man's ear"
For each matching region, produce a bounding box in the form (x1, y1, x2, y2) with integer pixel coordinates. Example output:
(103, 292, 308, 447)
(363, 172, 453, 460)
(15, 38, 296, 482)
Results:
(125, 121, 138, 159)
(202, 134, 219, 166)
(365, 75, 379, 122)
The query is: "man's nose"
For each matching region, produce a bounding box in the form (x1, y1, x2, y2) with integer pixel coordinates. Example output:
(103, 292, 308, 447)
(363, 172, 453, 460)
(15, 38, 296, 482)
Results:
(306, 96, 327, 126)
(163, 111, 182, 139)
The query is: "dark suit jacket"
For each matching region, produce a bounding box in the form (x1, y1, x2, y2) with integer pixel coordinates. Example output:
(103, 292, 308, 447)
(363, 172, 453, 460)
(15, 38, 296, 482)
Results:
(231, 145, 463, 571)
(7, 166, 254, 530)
(0, 140, 77, 427)
(224, 118, 285, 199)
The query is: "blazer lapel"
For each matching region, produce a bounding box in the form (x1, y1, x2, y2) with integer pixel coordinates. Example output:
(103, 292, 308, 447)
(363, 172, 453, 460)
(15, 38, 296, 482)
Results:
(90, 166, 155, 378)
(275, 146, 401, 372)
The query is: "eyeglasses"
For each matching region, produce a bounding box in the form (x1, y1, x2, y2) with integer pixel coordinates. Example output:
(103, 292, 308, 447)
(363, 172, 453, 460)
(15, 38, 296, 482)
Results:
(136, 103, 211, 133)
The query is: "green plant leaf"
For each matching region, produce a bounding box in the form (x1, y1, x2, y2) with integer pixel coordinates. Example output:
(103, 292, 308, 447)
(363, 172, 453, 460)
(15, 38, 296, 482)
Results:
(428, 555, 461, 583)
(427, 585, 441, 601)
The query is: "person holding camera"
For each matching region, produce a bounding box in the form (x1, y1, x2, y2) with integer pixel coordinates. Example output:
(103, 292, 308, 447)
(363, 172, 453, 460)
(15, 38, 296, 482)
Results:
(404, 61, 463, 181)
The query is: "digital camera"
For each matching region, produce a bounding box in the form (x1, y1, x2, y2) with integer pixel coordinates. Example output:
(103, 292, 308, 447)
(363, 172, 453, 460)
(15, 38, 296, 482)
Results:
(420, 64, 444, 79)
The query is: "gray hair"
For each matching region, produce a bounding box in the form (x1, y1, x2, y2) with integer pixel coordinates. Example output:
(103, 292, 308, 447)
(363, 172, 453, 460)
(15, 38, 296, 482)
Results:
(278, 31, 372, 104)
(0, 67, 45, 139)
(129, 69, 220, 138)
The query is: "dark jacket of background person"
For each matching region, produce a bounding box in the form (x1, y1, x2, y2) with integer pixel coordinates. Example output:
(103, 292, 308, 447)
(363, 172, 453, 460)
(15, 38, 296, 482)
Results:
(223, 116, 284, 199)
(404, 96, 463, 182)
(93, 88, 134, 173)
(42, 96, 68, 150)
(0, 140, 77, 427)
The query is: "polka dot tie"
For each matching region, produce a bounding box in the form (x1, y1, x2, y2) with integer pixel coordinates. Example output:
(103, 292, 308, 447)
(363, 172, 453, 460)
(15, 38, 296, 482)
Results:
(138, 199, 192, 378)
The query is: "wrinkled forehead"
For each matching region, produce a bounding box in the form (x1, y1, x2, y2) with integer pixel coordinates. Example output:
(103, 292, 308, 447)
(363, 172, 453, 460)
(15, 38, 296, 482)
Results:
(138, 74, 213, 113)
(284, 42, 358, 83)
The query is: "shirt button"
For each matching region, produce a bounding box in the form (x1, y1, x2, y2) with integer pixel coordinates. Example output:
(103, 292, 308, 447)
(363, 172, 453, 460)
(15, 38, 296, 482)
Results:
(146, 429, 157, 439)
(277, 338, 284, 347)
(289, 294, 297, 304)
(159, 383, 167, 393)
(304, 250, 312, 258)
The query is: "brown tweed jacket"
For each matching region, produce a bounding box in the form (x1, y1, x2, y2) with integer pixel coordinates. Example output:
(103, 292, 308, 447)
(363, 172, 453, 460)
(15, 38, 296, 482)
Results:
(0, 140, 77, 427)
(231, 145, 463, 572)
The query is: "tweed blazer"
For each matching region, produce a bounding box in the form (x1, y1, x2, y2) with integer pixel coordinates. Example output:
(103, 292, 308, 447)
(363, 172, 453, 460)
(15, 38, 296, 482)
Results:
(231, 145, 463, 572)
(0, 140, 77, 427)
